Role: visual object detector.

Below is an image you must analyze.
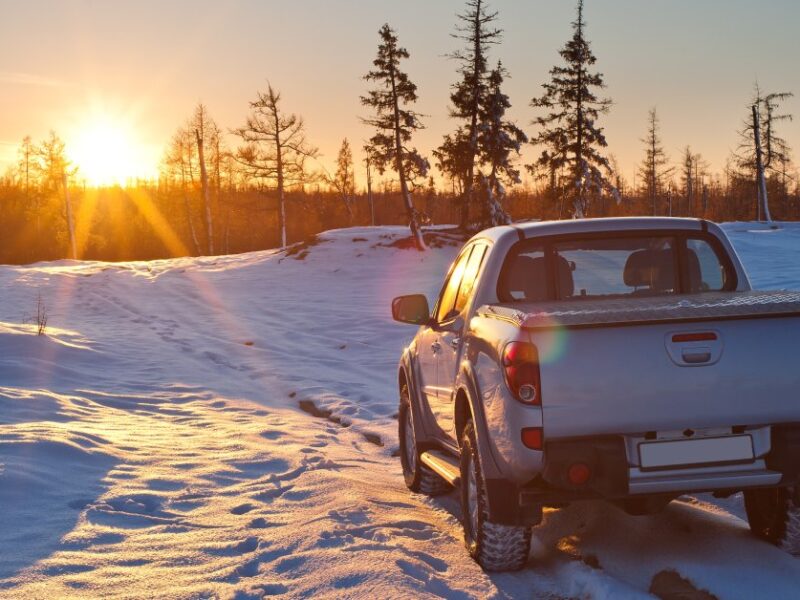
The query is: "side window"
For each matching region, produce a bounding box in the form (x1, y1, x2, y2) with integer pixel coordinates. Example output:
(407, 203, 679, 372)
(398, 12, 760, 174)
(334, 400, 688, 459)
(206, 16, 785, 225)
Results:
(454, 244, 487, 314)
(686, 238, 728, 292)
(435, 248, 473, 322)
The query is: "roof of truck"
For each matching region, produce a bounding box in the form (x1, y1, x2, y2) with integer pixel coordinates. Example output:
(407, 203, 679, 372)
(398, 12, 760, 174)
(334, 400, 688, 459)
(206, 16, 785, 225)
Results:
(476, 217, 710, 244)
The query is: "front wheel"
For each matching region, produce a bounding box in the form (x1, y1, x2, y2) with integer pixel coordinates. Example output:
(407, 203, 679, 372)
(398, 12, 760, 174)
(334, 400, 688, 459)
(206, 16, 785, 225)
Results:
(398, 384, 451, 496)
(460, 421, 531, 571)
(744, 486, 800, 555)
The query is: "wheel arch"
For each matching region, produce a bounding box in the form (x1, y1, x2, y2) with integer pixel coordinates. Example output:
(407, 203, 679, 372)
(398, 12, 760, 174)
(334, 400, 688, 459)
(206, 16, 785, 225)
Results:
(454, 363, 503, 479)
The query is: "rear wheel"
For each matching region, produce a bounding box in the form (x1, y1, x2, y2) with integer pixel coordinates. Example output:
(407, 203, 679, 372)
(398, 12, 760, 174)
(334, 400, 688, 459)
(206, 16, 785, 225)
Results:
(398, 384, 451, 496)
(744, 486, 800, 555)
(460, 421, 531, 571)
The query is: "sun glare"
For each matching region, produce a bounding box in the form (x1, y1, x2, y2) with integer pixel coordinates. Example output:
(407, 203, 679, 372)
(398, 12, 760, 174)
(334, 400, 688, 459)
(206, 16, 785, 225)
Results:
(68, 116, 154, 186)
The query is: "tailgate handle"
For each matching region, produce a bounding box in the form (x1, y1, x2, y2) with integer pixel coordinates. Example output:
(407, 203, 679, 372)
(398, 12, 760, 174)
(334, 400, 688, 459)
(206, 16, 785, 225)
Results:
(682, 348, 712, 364)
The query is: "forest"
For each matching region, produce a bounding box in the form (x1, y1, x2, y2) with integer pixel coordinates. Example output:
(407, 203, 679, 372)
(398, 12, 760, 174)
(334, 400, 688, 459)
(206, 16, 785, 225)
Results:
(0, 0, 796, 263)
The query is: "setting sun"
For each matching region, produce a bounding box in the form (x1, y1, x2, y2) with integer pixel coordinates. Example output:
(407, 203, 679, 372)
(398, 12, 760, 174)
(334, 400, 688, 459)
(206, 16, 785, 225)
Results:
(68, 116, 154, 186)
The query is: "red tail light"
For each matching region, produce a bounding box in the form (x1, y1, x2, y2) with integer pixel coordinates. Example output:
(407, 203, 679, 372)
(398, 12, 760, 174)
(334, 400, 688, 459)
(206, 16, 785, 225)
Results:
(502, 342, 541, 405)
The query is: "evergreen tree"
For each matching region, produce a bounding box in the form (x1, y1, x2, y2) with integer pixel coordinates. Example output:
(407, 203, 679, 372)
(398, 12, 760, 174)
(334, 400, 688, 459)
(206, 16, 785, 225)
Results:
(637, 108, 671, 215)
(330, 138, 356, 221)
(681, 146, 695, 216)
(476, 62, 527, 226)
(438, 0, 501, 228)
(361, 24, 428, 250)
(529, 0, 616, 218)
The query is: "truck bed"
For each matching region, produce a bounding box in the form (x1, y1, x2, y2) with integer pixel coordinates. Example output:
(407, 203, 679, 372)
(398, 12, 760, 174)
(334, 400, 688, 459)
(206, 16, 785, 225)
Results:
(479, 290, 800, 331)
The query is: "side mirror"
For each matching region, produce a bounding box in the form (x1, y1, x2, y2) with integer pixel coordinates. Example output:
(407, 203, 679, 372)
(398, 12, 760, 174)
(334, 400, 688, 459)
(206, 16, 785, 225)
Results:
(392, 294, 430, 326)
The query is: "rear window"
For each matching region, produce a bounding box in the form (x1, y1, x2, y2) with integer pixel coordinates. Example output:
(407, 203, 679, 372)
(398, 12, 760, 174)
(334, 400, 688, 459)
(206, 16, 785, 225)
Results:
(500, 233, 734, 302)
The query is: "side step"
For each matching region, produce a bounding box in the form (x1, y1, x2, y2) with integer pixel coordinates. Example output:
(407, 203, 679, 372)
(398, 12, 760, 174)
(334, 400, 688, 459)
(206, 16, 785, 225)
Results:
(420, 450, 461, 487)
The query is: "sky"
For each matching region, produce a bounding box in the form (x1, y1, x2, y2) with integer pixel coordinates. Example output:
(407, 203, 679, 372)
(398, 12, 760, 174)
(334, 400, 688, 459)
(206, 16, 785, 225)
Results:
(0, 0, 798, 187)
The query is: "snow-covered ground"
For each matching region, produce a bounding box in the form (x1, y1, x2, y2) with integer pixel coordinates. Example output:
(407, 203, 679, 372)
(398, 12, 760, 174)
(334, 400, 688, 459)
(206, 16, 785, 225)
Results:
(0, 222, 799, 599)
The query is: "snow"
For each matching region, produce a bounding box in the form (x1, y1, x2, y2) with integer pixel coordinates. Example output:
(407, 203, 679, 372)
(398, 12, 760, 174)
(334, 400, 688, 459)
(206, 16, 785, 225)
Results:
(0, 222, 799, 598)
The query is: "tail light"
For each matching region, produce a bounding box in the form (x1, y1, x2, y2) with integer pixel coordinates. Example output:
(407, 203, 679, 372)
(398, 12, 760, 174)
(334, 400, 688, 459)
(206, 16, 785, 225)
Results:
(502, 341, 541, 405)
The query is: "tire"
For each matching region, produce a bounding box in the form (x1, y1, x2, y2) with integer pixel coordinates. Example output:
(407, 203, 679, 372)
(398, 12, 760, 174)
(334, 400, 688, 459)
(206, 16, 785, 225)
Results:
(398, 384, 451, 496)
(460, 421, 531, 571)
(744, 486, 800, 556)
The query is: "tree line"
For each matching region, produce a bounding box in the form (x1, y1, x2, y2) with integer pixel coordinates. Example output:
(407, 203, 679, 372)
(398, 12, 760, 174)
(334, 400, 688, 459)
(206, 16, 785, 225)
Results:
(0, 0, 796, 262)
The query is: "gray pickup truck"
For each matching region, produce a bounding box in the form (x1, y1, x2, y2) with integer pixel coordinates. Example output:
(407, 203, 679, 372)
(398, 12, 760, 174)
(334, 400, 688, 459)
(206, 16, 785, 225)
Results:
(392, 217, 800, 571)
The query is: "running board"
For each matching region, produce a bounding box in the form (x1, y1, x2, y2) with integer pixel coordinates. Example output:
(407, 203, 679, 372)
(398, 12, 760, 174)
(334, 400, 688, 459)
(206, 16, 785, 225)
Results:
(420, 450, 461, 486)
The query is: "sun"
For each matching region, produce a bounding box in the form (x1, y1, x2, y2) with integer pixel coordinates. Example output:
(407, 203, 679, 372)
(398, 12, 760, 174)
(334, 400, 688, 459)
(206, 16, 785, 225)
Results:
(68, 116, 154, 186)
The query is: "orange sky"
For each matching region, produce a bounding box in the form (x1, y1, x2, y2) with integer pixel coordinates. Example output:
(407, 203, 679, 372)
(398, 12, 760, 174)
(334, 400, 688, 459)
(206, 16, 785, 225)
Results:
(1, 0, 798, 188)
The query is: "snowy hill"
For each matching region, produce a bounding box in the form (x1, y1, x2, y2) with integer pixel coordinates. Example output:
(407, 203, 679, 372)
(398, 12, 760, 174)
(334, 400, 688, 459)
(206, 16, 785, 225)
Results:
(1, 223, 799, 599)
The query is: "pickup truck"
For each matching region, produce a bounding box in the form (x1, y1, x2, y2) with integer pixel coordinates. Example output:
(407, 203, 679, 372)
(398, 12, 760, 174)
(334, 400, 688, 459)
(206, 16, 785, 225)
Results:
(392, 217, 800, 571)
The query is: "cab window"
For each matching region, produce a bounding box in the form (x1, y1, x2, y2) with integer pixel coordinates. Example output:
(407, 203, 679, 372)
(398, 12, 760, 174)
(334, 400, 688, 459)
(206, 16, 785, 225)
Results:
(454, 244, 487, 314)
(435, 248, 472, 322)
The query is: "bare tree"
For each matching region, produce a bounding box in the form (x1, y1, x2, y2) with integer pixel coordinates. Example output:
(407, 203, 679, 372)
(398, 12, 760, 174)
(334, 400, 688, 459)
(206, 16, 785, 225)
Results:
(191, 104, 217, 254)
(736, 86, 793, 221)
(361, 24, 428, 250)
(235, 83, 319, 247)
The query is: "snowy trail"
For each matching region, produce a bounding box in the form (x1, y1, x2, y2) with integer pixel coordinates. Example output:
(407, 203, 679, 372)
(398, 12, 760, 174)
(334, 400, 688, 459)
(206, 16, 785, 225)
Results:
(1, 223, 799, 598)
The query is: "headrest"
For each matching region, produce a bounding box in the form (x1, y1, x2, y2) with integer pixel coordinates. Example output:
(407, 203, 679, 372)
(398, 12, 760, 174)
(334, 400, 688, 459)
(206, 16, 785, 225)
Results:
(507, 255, 548, 301)
(686, 248, 702, 292)
(554, 255, 574, 298)
(624, 249, 675, 290)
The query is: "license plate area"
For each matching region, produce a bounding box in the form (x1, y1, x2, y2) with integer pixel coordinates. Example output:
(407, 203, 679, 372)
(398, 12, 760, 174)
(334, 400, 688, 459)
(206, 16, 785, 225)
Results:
(638, 435, 754, 470)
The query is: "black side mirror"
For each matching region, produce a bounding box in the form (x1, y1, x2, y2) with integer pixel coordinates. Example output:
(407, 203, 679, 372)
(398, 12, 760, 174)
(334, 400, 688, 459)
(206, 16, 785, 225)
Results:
(392, 294, 430, 325)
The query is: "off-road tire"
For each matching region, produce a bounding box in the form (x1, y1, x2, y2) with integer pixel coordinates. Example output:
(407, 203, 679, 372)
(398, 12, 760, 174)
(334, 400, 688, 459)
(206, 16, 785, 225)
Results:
(460, 421, 531, 571)
(744, 486, 800, 556)
(398, 384, 451, 496)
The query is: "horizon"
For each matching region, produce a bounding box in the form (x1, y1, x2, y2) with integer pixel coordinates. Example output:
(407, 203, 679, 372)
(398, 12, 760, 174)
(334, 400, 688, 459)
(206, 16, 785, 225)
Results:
(1, 0, 799, 188)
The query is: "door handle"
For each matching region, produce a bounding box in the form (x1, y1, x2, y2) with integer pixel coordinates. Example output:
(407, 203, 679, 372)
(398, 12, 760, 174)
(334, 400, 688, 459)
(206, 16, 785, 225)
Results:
(431, 341, 441, 353)
(682, 349, 711, 364)
(450, 338, 460, 350)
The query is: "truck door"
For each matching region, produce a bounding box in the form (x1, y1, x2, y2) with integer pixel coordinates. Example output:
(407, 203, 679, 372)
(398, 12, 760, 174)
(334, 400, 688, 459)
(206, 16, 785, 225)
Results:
(436, 243, 488, 439)
(423, 246, 473, 438)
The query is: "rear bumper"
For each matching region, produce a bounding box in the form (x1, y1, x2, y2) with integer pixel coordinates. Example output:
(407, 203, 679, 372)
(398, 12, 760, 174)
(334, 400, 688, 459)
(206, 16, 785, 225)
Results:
(486, 425, 800, 525)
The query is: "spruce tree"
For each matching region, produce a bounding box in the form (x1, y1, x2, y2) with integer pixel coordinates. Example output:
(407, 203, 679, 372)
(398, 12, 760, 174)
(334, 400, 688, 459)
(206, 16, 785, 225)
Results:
(476, 62, 527, 226)
(438, 0, 501, 228)
(361, 24, 428, 250)
(529, 0, 616, 218)
(637, 108, 671, 215)
(331, 138, 356, 221)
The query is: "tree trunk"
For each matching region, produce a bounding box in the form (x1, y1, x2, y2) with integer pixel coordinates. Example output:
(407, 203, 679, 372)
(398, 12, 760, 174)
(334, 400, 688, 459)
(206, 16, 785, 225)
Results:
(460, 1, 484, 230)
(389, 62, 425, 250)
(366, 157, 375, 226)
(752, 104, 772, 223)
(195, 129, 214, 255)
(273, 108, 287, 248)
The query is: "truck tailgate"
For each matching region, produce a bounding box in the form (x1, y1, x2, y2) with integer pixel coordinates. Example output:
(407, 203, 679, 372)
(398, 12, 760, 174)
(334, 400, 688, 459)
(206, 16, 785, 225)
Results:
(488, 292, 800, 438)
